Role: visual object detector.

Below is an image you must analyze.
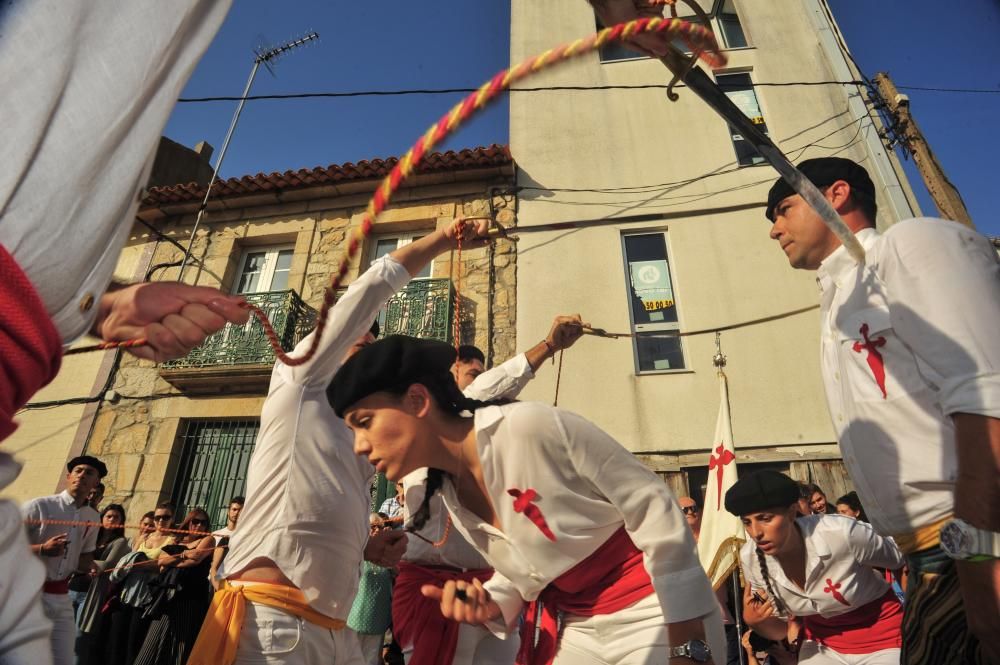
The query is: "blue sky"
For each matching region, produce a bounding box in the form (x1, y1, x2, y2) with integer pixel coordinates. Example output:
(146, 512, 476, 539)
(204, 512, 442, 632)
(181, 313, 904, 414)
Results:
(829, 0, 1000, 236)
(164, 1, 511, 180)
(165, 1, 999, 235)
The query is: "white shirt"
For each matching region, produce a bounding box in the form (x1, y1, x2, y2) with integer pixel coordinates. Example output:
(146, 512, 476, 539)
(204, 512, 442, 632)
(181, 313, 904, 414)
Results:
(817, 221, 1000, 536)
(401, 353, 535, 569)
(23, 491, 100, 582)
(0, 0, 231, 341)
(463, 353, 534, 404)
(221, 255, 411, 620)
(440, 402, 716, 633)
(740, 515, 904, 619)
(212, 526, 234, 546)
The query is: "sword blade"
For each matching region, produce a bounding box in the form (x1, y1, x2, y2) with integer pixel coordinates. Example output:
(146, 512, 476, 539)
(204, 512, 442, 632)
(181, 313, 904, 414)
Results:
(660, 53, 865, 263)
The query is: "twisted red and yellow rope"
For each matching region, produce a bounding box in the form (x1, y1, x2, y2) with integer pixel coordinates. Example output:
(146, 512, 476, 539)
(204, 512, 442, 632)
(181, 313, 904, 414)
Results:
(85, 18, 724, 365)
(64, 338, 149, 356)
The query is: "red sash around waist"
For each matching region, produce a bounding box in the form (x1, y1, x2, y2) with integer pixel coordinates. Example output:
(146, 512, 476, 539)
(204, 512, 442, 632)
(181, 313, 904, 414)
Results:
(803, 588, 903, 655)
(0, 245, 62, 442)
(516, 527, 654, 665)
(393, 562, 494, 665)
(43, 578, 71, 595)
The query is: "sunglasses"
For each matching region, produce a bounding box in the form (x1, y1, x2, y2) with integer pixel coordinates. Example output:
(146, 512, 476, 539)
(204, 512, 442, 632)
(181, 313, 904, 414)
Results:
(681, 506, 699, 515)
(154, 514, 172, 521)
(190, 519, 209, 526)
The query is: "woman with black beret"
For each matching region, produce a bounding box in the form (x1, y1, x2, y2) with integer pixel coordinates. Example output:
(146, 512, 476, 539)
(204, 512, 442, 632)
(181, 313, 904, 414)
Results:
(725, 471, 905, 664)
(330, 334, 724, 665)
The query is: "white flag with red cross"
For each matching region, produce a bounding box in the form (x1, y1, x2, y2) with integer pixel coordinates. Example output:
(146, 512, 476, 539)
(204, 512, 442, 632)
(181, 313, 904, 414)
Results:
(696, 370, 745, 590)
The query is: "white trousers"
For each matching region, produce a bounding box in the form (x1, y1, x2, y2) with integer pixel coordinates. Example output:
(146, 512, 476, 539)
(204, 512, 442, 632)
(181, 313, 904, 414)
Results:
(402, 623, 520, 665)
(799, 640, 901, 665)
(552, 593, 726, 665)
(356, 631, 384, 665)
(41, 593, 75, 665)
(234, 601, 363, 665)
(0, 500, 52, 665)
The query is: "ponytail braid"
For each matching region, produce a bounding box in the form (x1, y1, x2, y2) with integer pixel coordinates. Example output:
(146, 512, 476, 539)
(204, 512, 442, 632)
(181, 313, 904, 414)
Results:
(416, 371, 511, 416)
(400, 372, 510, 534)
(409, 468, 445, 532)
(755, 547, 786, 615)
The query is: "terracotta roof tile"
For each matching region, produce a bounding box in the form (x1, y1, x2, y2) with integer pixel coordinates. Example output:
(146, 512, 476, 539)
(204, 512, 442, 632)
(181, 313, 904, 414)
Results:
(143, 144, 512, 206)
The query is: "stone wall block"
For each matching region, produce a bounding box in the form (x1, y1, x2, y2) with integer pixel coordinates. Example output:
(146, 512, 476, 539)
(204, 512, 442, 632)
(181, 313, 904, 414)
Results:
(87, 410, 117, 455)
(318, 217, 350, 232)
(110, 423, 151, 455)
(116, 456, 143, 495)
(150, 420, 180, 454)
(135, 454, 174, 495)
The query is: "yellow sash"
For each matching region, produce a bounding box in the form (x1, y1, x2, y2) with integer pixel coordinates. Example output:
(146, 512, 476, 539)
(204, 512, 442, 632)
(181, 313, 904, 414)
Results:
(187, 581, 345, 665)
(893, 515, 951, 555)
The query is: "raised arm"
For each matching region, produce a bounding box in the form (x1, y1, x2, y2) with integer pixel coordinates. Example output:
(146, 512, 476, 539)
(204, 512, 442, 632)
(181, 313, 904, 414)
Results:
(463, 314, 587, 402)
(391, 218, 489, 278)
(284, 218, 489, 387)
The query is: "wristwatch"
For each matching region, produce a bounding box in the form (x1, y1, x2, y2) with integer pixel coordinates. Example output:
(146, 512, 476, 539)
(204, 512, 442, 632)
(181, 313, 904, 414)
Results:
(668, 639, 712, 662)
(940, 518, 1000, 561)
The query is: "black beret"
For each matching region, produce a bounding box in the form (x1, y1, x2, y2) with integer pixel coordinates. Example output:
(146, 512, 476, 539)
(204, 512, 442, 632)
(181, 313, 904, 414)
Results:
(67, 455, 108, 478)
(765, 157, 875, 222)
(724, 470, 799, 516)
(456, 344, 485, 364)
(328, 335, 457, 417)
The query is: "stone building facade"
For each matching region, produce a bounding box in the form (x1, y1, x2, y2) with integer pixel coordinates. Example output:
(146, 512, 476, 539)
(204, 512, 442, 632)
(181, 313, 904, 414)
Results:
(57, 145, 516, 526)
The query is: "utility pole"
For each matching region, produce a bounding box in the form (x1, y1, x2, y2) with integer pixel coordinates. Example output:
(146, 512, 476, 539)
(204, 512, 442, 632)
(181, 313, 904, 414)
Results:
(873, 72, 974, 229)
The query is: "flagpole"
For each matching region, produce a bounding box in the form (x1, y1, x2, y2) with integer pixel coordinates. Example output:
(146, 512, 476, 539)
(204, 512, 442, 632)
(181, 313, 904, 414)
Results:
(732, 554, 745, 665)
(713, 331, 726, 375)
(715, 333, 745, 665)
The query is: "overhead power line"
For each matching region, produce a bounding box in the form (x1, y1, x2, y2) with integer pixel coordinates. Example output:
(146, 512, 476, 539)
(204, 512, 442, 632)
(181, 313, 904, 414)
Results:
(175, 81, 998, 104)
(894, 85, 1000, 94)
(518, 110, 869, 195)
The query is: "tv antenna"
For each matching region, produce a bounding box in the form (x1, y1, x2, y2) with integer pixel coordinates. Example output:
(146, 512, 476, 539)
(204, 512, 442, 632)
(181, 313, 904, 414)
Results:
(178, 31, 319, 282)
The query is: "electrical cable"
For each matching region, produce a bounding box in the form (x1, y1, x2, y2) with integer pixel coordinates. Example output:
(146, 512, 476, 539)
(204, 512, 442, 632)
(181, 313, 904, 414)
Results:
(173, 81, 997, 105)
(518, 111, 869, 196)
(175, 80, 865, 103)
(897, 85, 1000, 94)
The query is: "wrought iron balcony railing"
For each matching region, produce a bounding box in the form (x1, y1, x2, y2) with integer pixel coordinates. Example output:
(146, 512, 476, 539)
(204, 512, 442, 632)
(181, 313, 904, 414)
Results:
(380, 278, 455, 343)
(161, 290, 317, 369)
(162, 279, 461, 373)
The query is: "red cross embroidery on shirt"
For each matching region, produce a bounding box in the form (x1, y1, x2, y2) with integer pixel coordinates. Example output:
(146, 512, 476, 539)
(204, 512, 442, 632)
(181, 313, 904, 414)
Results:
(708, 444, 736, 510)
(823, 578, 851, 606)
(851, 323, 887, 399)
(507, 488, 556, 542)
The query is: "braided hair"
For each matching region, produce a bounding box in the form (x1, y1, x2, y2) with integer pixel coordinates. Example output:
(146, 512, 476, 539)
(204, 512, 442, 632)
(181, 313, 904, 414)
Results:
(388, 371, 509, 532)
(754, 547, 786, 615)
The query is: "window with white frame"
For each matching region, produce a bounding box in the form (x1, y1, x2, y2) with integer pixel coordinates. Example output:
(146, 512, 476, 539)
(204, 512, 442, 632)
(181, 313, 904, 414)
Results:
(717, 72, 769, 167)
(621, 232, 686, 373)
(368, 233, 432, 278)
(597, 0, 748, 63)
(234, 246, 294, 294)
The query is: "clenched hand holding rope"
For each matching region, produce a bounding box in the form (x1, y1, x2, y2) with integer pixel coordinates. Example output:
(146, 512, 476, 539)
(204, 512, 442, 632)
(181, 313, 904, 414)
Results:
(90, 282, 250, 362)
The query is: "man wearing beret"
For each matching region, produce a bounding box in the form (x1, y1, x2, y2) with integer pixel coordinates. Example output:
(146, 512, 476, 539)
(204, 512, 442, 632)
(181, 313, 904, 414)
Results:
(766, 156, 1000, 664)
(22, 455, 106, 665)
